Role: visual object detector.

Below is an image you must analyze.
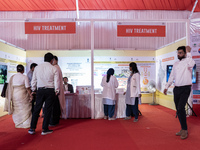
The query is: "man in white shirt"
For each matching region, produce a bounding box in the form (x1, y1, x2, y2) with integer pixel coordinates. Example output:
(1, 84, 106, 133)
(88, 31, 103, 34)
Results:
(28, 52, 59, 135)
(164, 46, 195, 140)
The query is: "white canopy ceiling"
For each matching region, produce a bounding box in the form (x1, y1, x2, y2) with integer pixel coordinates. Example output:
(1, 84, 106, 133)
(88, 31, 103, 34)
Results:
(0, 10, 196, 50)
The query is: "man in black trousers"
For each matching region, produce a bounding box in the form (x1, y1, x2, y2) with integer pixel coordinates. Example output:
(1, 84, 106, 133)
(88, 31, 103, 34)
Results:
(28, 52, 59, 135)
(164, 46, 195, 140)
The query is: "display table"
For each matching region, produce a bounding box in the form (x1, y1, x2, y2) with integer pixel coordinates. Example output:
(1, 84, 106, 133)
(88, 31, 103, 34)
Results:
(94, 93, 126, 119)
(65, 94, 91, 118)
(65, 93, 146, 119)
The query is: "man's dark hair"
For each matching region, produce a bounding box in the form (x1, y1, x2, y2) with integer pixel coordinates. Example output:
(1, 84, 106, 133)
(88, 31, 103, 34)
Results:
(30, 63, 38, 69)
(53, 56, 58, 61)
(44, 52, 54, 62)
(17, 64, 24, 72)
(177, 46, 186, 53)
(63, 77, 68, 80)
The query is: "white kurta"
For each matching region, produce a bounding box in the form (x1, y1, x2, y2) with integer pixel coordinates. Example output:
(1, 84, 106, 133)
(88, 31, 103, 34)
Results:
(101, 75, 119, 101)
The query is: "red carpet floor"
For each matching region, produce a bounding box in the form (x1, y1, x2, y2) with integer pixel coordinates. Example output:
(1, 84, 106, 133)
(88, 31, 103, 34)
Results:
(1, 104, 200, 150)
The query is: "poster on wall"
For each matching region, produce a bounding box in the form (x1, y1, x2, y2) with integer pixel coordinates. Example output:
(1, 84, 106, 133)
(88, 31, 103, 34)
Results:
(27, 56, 91, 92)
(193, 90, 200, 104)
(27, 55, 155, 93)
(156, 51, 177, 95)
(94, 61, 155, 93)
(0, 51, 26, 82)
(0, 64, 7, 84)
(190, 21, 200, 105)
(190, 21, 200, 92)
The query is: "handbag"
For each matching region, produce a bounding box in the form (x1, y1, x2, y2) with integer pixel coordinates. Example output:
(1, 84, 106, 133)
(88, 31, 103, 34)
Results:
(1, 82, 8, 98)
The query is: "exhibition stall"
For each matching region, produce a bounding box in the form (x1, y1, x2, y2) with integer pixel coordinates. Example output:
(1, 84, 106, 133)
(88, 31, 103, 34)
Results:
(0, 8, 200, 118)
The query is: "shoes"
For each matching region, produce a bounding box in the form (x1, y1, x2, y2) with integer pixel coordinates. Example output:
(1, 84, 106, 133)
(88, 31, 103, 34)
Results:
(124, 116, 131, 120)
(49, 123, 58, 127)
(104, 116, 108, 120)
(180, 130, 188, 140)
(133, 119, 138, 122)
(176, 130, 183, 136)
(108, 117, 116, 120)
(41, 129, 53, 135)
(28, 129, 35, 135)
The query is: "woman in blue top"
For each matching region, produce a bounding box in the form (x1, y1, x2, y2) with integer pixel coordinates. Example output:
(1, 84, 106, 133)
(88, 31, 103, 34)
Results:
(124, 62, 141, 122)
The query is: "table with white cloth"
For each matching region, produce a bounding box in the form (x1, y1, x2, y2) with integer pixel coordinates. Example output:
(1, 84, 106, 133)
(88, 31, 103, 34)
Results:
(65, 94, 91, 118)
(65, 93, 143, 119)
(94, 93, 126, 119)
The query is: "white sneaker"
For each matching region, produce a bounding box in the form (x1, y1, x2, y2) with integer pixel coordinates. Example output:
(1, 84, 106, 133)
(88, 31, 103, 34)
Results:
(41, 129, 53, 135)
(104, 116, 108, 119)
(28, 129, 35, 135)
(108, 117, 116, 120)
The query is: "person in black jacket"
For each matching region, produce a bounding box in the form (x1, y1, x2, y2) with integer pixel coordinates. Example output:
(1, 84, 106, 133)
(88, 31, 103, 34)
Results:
(63, 77, 74, 93)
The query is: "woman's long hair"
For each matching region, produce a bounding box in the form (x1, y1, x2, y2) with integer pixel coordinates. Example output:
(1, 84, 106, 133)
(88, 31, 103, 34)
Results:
(106, 68, 114, 83)
(129, 62, 139, 74)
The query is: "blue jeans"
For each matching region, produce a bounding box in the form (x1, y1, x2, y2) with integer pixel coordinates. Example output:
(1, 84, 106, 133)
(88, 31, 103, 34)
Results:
(104, 104, 115, 118)
(126, 97, 139, 119)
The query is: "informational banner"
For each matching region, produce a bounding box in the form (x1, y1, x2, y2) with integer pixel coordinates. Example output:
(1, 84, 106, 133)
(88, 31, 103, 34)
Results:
(25, 22, 76, 34)
(27, 53, 155, 93)
(190, 21, 200, 91)
(94, 61, 155, 92)
(117, 22, 166, 37)
(156, 51, 177, 95)
(193, 90, 200, 104)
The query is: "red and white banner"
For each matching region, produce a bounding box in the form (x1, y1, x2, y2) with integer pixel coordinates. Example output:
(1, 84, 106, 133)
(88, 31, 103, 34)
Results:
(117, 24, 166, 37)
(25, 22, 76, 34)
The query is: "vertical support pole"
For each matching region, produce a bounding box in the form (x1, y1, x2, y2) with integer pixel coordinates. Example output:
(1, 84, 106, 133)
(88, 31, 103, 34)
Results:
(186, 20, 190, 45)
(91, 20, 95, 119)
(186, 19, 193, 115)
(76, 0, 80, 25)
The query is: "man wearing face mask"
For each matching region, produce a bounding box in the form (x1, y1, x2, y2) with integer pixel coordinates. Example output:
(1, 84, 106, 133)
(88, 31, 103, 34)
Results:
(163, 46, 195, 140)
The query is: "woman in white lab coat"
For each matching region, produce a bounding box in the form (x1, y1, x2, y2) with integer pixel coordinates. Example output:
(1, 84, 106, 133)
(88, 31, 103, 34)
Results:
(101, 68, 119, 120)
(124, 62, 141, 122)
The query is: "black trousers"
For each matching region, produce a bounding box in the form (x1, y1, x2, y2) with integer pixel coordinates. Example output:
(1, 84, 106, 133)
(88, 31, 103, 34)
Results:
(50, 95, 61, 125)
(173, 85, 191, 130)
(30, 88, 55, 130)
(126, 98, 139, 119)
(31, 93, 36, 114)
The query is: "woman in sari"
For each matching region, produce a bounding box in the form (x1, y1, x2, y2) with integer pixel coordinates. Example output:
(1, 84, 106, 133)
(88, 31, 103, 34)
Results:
(4, 64, 32, 128)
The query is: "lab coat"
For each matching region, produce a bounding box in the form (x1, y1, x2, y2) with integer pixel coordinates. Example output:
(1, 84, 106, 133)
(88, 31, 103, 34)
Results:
(130, 73, 141, 98)
(101, 75, 119, 100)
